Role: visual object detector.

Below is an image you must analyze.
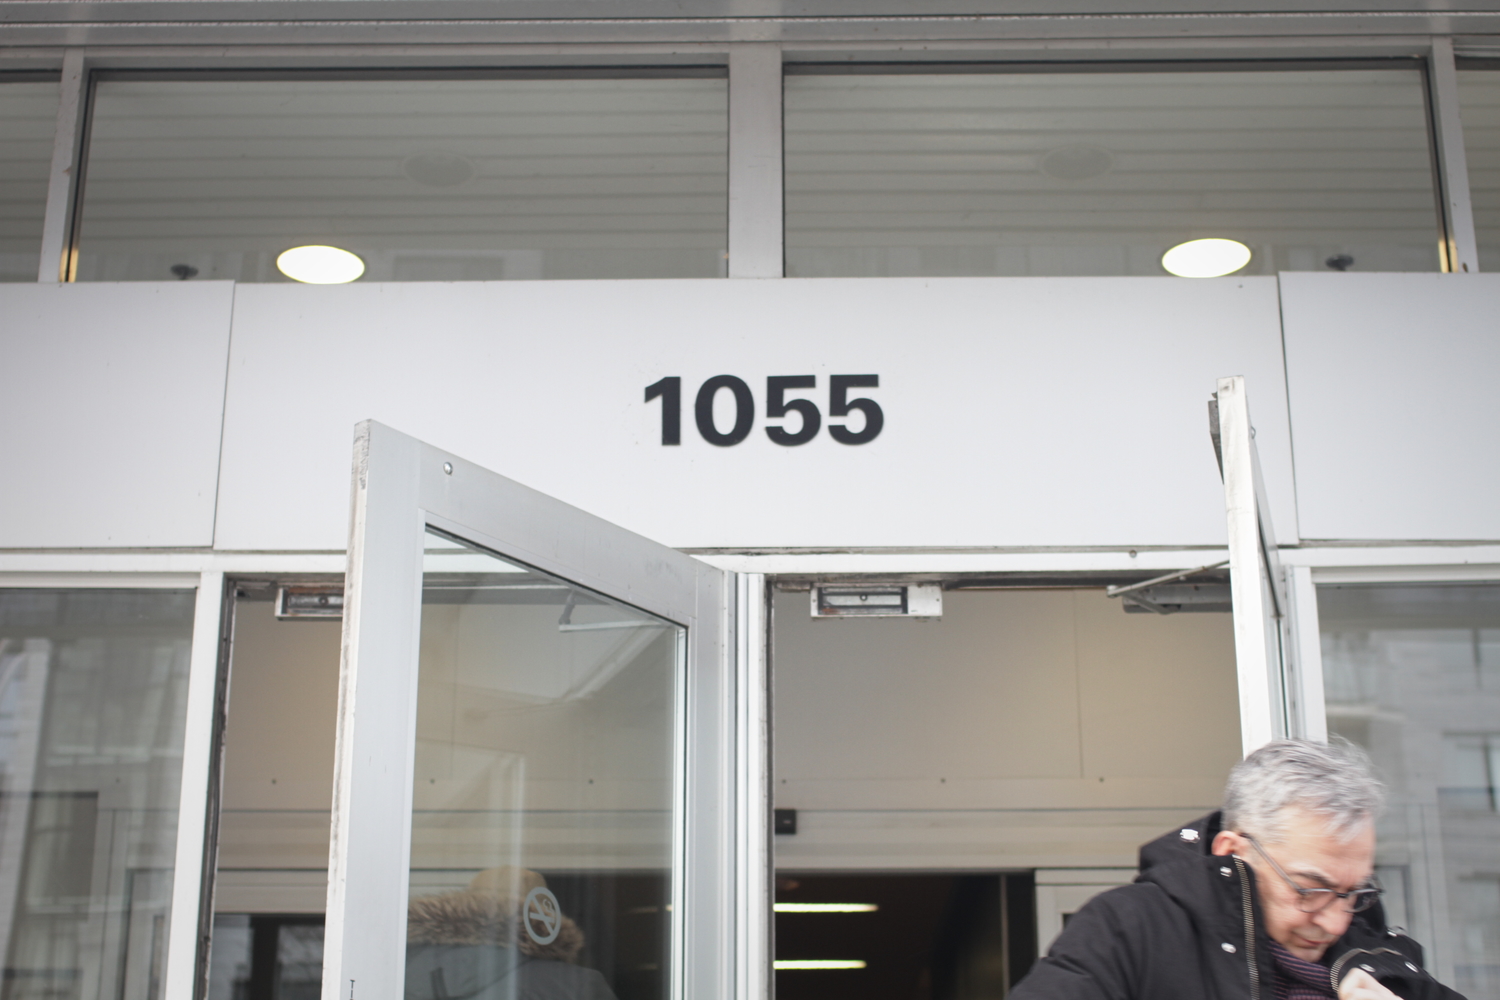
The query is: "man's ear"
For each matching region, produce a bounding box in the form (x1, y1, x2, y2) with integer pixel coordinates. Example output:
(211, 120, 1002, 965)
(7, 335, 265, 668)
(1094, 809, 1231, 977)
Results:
(1211, 830, 1242, 857)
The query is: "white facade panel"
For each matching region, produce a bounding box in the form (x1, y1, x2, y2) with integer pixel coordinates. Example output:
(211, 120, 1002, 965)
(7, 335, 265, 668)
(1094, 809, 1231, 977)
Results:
(214, 276, 1294, 552)
(1280, 272, 1500, 542)
(0, 282, 234, 547)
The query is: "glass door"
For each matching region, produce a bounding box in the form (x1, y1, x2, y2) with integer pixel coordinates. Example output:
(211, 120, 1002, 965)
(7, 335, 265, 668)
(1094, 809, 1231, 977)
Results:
(1214, 375, 1312, 752)
(321, 422, 760, 1000)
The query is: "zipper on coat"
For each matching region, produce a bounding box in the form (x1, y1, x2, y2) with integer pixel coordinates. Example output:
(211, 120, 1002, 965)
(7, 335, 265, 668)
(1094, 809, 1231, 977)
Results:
(1234, 856, 1260, 1000)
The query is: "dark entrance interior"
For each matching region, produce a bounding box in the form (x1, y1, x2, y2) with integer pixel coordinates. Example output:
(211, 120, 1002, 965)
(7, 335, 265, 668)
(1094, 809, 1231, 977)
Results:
(774, 872, 1036, 1000)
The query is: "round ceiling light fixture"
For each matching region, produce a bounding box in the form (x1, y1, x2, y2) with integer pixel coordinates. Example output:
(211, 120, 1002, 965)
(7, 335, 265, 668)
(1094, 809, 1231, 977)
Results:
(276, 245, 366, 284)
(403, 151, 477, 188)
(1040, 145, 1114, 181)
(1161, 238, 1252, 278)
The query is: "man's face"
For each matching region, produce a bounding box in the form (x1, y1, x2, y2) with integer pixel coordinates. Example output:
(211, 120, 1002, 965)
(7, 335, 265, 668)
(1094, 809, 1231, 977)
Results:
(1211, 809, 1376, 962)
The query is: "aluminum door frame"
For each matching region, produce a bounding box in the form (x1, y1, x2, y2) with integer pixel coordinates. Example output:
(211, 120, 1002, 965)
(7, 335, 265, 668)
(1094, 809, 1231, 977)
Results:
(1217, 375, 1320, 754)
(322, 420, 759, 1000)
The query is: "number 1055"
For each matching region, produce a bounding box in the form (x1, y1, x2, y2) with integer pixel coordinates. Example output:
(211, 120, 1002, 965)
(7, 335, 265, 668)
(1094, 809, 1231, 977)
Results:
(644, 375, 883, 447)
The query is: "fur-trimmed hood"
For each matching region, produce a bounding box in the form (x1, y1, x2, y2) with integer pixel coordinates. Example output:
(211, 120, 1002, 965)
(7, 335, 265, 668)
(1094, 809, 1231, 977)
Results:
(407, 889, 585, 964)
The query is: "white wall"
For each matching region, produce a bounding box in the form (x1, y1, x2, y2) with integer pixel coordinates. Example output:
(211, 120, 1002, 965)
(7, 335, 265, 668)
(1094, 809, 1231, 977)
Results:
(1280, 272, 1500, 542)
(215, 595, 341, 912)
(0, 282, 233, 548)
(771, 587, 1240, 868)
(212, 276, 1293, 551)
(4, 273, 1494, 553)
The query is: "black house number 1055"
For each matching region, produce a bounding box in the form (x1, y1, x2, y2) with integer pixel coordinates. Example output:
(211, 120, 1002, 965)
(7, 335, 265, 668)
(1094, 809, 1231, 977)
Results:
(644, 375, 883, 447)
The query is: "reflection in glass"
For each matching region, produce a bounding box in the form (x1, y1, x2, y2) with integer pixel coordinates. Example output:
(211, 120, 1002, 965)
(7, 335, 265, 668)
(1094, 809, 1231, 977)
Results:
(1320, 584, 1500, 998)
(76, 77, 727, 283)
(0, 81, 61, 282)
(786, 68, 1441, 277)
(206, 915, 323, 1000)
(408, 532, 680, 1000)
(1457, 68, 1500, 271)
(0, 589, 196, 1000)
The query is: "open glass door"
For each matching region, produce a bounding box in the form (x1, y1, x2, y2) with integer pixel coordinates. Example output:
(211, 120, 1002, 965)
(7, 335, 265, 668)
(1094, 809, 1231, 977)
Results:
(1213, 375, 1320, 753)
(321, 422, 764, 1000)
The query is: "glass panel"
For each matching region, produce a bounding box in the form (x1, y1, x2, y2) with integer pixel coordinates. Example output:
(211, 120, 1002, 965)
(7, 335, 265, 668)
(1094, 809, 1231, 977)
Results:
(1457, 68, 1500, 271)
(0, 80, 60, 282)
(0, 589, 196, 1000)
(206, 915, 324, 1000)
(409, 531, 680, 1000)
(1320, 583, 1500, 997)
(785, 68, 1441, 277)
(77, 77, 727, 283)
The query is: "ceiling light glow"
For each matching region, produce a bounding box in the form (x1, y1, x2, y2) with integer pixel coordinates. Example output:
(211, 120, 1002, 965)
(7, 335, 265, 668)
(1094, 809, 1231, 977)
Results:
(277, 245, 366, 284)
(1161, 238, 1251, 278)
(774, 960, 867, 971)
(774, 903, 879, 913)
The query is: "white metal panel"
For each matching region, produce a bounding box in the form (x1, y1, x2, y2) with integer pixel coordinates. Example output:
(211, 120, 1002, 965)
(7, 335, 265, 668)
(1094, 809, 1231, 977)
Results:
(214, 276, 1294, 551)
(0, 282, 235, 548)
(728, 44, 783, 278)
(1280, 271, 1500, 542)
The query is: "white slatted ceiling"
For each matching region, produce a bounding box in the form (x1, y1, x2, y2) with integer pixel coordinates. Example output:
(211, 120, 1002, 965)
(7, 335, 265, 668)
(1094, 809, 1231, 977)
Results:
(77, 78, 728, 282)
(785, 69, 1442, 277)
(0, 82, 60, 282)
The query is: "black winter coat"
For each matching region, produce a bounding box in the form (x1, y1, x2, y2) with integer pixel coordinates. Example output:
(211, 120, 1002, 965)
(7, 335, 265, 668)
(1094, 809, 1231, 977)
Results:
(1010, 812, 1466, 1000)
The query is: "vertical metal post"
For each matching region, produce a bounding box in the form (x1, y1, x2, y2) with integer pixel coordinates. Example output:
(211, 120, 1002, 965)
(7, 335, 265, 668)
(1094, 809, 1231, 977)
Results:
(1285, 566, 1328, 742)
(164, 572, 226, 1000)
(734, 574, 770, 1000)
(1429, 37, 1481, 273)
(37, 48, 88, 283)
(1217, 376, 1280, 755)
(728, 43, 784, 278)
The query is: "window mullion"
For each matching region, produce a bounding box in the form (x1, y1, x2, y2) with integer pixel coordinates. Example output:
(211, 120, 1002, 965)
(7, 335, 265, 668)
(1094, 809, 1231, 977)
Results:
(37, 48, 88, 283)
(1429, 36, 1481, 273)
(727, 43, 784, 278)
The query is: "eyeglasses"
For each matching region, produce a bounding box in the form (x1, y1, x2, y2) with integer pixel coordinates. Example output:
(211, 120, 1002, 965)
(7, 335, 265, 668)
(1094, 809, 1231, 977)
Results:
(1242, 834, 1383, 914)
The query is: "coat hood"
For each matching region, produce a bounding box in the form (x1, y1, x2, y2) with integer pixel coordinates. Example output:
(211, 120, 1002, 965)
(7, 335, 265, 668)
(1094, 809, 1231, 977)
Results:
(407, 888, 586, 963)
(1139, 810, 1225, 871)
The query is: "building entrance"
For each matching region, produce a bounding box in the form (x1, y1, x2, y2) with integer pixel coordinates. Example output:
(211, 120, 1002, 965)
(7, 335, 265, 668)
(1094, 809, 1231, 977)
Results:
(770, 582, 1243, 994)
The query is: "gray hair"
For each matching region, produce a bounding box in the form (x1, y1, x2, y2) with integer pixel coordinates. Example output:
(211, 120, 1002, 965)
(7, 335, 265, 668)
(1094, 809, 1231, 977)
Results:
(1223, 738, 1385, 843)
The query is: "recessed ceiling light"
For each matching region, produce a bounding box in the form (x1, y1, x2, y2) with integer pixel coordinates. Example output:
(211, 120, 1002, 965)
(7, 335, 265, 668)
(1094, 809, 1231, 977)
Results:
(403, 151, 477, 188)
(1041, 145, 1114, 181)
(1161, 238, 1251, 278)
(277, 245, 366, 284)
(774, 903, 879, 913)
(773, 960, 867, 970)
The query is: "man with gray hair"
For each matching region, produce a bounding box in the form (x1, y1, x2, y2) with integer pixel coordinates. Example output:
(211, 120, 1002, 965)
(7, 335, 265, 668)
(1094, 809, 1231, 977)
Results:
(1010, 739, 1465, 1000)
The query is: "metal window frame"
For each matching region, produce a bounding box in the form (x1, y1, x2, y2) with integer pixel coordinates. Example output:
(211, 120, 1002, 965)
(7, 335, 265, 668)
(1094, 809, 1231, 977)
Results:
(1426, 38, 1481, 272)
(24, 35, 1490, 286)
(323, 420, 763, 1000)
(0, 570, 227, 1000)
(36, 48, 87, 282)
(50, 60, 736, 287)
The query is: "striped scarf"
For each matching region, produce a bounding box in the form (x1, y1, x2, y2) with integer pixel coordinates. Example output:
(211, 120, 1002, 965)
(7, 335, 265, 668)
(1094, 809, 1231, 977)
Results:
(1268, 941, 1337, 1000)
